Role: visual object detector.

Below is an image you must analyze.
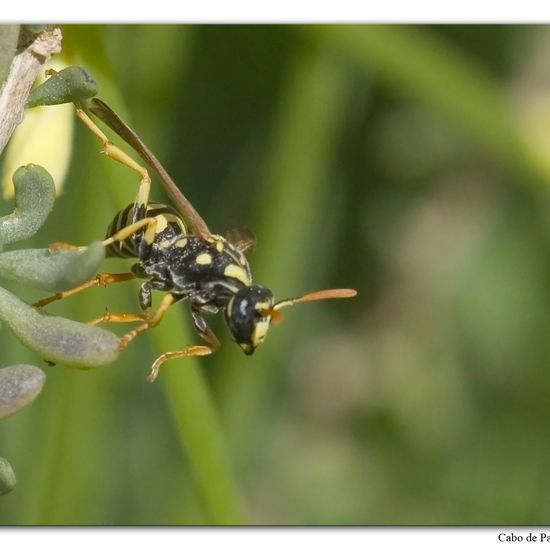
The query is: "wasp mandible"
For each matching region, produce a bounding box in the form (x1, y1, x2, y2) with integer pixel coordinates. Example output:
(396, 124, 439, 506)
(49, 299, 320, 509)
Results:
(36, 98, 357, 382)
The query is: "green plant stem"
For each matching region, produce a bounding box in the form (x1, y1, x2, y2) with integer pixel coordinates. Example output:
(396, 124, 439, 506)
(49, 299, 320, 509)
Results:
(157, 324, 245, 525)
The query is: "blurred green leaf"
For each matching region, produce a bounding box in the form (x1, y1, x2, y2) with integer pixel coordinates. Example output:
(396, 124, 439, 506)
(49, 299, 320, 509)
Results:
(0, 364, 45, 419)
(304, 25, 548, 183)
(0, 457, 16, 495)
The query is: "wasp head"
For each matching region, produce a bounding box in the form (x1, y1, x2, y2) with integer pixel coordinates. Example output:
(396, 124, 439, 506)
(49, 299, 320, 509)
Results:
(225, 285, 274, 355)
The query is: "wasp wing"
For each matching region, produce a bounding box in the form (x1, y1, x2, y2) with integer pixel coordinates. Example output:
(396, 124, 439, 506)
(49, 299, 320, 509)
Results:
(89, 98, 212, 243)
(225, 224, 256, 254)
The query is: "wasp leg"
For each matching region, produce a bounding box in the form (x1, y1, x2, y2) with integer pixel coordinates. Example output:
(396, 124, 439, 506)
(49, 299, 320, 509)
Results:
(33, 272, 136, 308)
(74, 104, 151, 214)
(88, 311, 146, 325)
(48, 242, 87, 253)
(101, 216, 157, 249)
(137, 279, 175, 310)
(147, 347, 213, 383)
(118, 293, 176, 351)
(139, 281, 152, 310)
(89, 98, 214, 243)
(190, 307, 221, 348)
(147, 308, 221, 383)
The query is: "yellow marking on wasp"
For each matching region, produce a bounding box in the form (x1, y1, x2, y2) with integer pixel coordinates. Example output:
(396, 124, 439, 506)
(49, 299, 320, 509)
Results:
(154, 215, 168, 233)
(196, 253, 213, 265)
(254, 299, 272, 312)
(226, 297, 234, 319)
(251, 318, 270, 347)
(163, 212, 187, 232)
(239, 254, 247, 266)
(223, 264, 251, 286)
(137, 181, 150, 209)
(175, 237, 188, 248)
(144, 218, 158, 245)
(216, 240, 224, 252)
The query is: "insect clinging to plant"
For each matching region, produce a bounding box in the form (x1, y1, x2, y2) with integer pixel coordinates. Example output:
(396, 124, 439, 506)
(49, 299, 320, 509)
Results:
(35, 98, 357, 382)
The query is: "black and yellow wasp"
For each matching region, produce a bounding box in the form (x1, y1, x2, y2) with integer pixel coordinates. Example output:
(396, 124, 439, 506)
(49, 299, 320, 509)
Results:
(37, 98, 356, 381)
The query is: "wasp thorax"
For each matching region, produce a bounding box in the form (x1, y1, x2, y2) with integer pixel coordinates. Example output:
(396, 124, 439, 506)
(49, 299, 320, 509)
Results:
(225, 285, 274, 354)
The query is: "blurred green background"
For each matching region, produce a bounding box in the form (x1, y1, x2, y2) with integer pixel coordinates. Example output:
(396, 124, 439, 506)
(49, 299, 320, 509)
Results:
(2, 24, 550, 524)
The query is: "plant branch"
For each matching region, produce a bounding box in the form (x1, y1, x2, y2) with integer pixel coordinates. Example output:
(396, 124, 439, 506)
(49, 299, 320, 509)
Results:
(0, 26, 62, 155)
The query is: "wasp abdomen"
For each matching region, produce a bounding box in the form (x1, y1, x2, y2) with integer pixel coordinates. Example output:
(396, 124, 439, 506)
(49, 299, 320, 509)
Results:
(105, 203, 136, 258)
(105, 201, 187, 259)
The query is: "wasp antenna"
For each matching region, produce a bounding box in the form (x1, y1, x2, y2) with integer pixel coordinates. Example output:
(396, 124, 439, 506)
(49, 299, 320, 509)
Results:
(273, 288, 357, 311)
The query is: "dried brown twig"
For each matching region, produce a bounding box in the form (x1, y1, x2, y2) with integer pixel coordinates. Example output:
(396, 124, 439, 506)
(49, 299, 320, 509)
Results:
(0, 26, 62, 155)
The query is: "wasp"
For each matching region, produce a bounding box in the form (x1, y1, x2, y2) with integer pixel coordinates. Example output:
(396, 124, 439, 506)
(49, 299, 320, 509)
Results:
(36, 98, 357, 382)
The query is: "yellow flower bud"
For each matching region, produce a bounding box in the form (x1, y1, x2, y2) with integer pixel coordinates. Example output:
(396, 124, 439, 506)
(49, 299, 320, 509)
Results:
(1, 58, 74, 198)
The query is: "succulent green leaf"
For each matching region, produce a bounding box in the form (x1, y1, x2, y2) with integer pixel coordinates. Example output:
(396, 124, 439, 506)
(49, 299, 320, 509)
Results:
(0, 364, 45, 419)
(0, 286, 119, 368)
(0, 164, 55, 246)
(0, 457, 16, 495)
(0, 241, 105, 292)
(26, 66, 99, 108)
